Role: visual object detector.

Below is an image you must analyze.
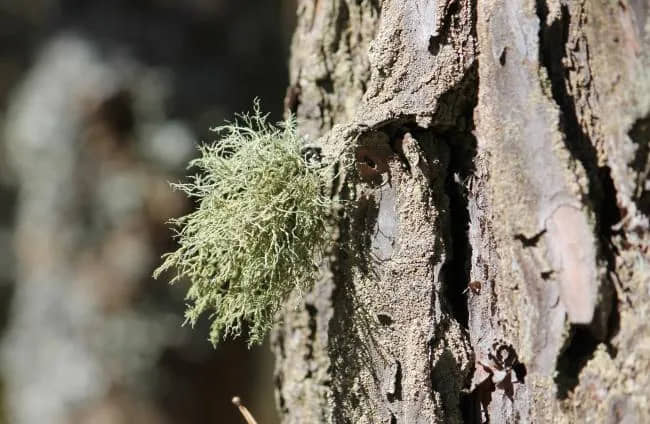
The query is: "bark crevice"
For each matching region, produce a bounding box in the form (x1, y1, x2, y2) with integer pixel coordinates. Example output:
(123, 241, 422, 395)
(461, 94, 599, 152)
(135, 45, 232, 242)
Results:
(440, 130, 477, 330)
(537, 0, 624, 400)
(536, 0, 621, 236)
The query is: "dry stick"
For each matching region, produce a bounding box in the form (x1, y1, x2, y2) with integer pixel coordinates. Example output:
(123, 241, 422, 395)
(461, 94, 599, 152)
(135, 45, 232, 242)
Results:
(232, 396, 259, 424)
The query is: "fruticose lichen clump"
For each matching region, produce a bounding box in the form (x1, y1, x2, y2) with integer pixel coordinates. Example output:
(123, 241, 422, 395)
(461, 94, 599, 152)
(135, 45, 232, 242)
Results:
(154, 102, 335, 346)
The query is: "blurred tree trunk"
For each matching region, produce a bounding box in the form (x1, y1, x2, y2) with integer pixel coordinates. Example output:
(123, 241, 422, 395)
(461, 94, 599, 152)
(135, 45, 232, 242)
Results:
(272, 0, 650, 422)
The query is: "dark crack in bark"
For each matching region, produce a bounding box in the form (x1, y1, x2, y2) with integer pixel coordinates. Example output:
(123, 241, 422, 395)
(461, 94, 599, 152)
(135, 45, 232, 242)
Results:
(536, 0, 622, 397)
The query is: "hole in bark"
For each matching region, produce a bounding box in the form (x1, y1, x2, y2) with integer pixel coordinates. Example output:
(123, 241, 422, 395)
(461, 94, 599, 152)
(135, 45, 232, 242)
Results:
(377, 313, 393, 326)
(499, 47, 507, 66)
(540, 270, 553, 280)
(355, 144, 392, 186)
(428, 38, 441, 56)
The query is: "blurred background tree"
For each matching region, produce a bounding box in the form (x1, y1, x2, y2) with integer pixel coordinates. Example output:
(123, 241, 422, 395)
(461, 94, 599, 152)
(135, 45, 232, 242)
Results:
(0, 1, 295, 423)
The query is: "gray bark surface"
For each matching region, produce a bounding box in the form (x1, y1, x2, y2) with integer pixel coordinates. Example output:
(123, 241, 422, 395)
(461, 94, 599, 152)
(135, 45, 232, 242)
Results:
(273, 0, 650, 422)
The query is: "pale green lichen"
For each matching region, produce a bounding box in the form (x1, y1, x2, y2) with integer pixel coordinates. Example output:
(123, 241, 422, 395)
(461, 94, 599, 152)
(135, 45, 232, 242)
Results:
(154, 101, 335, 346)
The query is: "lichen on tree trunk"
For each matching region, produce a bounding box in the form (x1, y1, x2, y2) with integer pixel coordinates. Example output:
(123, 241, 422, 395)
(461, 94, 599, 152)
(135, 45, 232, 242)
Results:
(273, 0, 650, 422)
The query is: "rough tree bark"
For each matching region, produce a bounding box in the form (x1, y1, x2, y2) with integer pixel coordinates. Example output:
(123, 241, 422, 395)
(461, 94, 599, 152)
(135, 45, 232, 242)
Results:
(272, 0, 650, 422)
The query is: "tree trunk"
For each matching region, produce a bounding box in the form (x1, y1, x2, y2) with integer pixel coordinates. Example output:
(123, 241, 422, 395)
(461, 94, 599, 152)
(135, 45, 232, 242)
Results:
(272, 0, 650, 422)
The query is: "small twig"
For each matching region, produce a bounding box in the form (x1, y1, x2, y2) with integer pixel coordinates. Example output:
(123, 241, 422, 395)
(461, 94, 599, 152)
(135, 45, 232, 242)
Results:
(232, 396, 259, 424)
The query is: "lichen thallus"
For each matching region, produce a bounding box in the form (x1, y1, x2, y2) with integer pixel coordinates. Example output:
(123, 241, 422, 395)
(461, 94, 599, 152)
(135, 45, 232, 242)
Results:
(154, 100, 348, 347)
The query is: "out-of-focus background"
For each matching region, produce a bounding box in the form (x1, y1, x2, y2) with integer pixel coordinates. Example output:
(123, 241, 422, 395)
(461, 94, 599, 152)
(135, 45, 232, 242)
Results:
(0, 1, 296, 423)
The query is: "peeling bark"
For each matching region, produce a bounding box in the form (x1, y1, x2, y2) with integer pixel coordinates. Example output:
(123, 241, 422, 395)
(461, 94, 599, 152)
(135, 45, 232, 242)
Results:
(273, 0, 650, 422)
